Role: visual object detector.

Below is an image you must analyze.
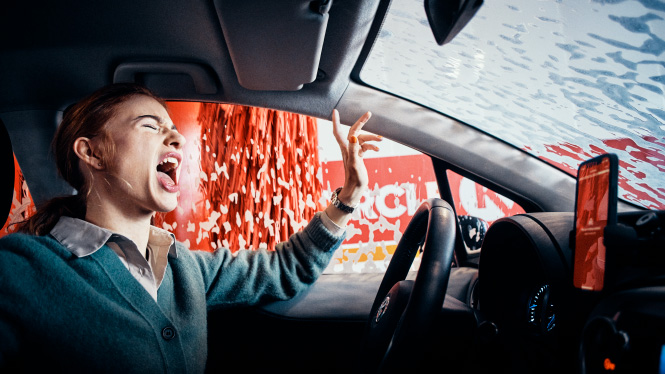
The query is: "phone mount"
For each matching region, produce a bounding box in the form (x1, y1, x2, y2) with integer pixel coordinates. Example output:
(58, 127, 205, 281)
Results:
(604, 210, 665, 290)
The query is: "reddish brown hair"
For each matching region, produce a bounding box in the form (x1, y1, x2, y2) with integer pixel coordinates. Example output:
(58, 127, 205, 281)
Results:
(19, 83, 166, 235)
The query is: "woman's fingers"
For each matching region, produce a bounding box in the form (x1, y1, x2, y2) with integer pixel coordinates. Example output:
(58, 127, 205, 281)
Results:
(331, 109, 346, 146)
(331, 110, 383, 159)
(347, 111, 372, 141)
(357, 134, 382, 143)
(359, 143, 380, 157)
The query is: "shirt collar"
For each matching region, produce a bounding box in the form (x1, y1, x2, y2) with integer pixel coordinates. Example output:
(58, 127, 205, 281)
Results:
(50, 216, 178, 259)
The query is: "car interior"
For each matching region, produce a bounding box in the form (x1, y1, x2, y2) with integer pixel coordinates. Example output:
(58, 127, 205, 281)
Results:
(1, 0, 664, 373)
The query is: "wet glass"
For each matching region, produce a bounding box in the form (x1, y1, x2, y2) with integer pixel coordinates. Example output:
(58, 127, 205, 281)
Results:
(361, 0, 665, 210)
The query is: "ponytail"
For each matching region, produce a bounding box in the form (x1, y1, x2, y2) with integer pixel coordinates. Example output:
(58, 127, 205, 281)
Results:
(17, 195, 86, 236)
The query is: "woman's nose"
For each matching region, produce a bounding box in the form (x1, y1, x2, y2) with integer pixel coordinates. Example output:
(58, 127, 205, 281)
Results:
(166, 129, 186, 149)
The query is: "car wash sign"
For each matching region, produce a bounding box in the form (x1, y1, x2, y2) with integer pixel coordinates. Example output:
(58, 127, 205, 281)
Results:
(320, 153, 525, 273)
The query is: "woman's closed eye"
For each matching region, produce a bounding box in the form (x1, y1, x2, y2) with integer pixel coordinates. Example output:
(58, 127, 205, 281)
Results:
(143, 123, 159, 131)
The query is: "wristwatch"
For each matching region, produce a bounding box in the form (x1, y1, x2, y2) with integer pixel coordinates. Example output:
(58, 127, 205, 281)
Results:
(331, 187, 357, 213)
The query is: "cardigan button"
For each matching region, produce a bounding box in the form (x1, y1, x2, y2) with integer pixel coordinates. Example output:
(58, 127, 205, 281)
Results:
(162, 327, 175, 340)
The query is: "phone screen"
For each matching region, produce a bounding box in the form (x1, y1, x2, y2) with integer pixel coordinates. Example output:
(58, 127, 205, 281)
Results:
(573, 154, 617, 291)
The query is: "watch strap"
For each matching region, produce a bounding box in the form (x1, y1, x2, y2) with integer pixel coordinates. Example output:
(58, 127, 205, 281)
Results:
(331, 187, 356, 213)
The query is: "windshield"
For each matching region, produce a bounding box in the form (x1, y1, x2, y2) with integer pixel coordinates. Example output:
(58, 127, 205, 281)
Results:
(360, 0, 665, 210)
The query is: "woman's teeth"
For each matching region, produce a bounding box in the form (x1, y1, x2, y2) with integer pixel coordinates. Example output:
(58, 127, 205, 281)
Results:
(159, 157, 179, 169)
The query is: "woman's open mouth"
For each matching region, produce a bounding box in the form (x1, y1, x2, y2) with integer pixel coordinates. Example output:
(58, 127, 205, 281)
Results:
(156, 152, 181, 193)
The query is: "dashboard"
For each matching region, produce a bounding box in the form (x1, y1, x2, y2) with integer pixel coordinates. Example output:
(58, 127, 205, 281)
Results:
(475, 210, 665, 374)
(212, 208, 664, 373)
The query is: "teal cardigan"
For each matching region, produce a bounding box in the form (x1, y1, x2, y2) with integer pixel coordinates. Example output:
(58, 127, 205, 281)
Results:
(0, 213, 343, 373)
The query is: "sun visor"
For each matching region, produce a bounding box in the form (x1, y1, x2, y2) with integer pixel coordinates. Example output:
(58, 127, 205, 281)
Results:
(214, 0, 332, 91)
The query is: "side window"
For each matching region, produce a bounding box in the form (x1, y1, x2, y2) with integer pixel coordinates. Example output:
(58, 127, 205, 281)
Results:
(155, 102, 523, 274)
(155, 102, 438, 275)
(446, 170, 526, 252)
(155, 102, 324, 252)
(446, 170, 526, 227)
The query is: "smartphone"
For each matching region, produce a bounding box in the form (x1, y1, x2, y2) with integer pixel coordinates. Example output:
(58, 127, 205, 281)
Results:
(573, 153, 618, 291)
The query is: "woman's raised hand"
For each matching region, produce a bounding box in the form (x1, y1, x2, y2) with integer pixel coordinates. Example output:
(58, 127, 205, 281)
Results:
(325, 109, 382, 225)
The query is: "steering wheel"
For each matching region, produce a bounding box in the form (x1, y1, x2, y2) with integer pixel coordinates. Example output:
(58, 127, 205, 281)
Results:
(360, 198, 457, 373)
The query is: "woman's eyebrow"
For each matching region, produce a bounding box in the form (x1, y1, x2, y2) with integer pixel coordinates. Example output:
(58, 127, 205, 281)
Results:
(133, 114, 163, 123)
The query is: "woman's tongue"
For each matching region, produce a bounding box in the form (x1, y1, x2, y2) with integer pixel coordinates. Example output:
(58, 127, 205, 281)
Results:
(157, 171, 179, 192)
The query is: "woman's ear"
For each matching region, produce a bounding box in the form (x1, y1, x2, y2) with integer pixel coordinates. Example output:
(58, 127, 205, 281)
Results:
(73, 137, 104, 170)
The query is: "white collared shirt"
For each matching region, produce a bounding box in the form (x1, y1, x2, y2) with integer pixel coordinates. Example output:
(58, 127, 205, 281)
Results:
(50, 216, 177, 301)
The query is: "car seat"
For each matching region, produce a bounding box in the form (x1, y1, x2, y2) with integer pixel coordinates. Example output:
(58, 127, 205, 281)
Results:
(0, 118, 36, 237)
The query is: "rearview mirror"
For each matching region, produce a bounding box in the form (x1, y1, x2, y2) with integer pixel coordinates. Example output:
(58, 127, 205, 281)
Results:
(425, 0, 483, 45)
(458, 215, 488, 251)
